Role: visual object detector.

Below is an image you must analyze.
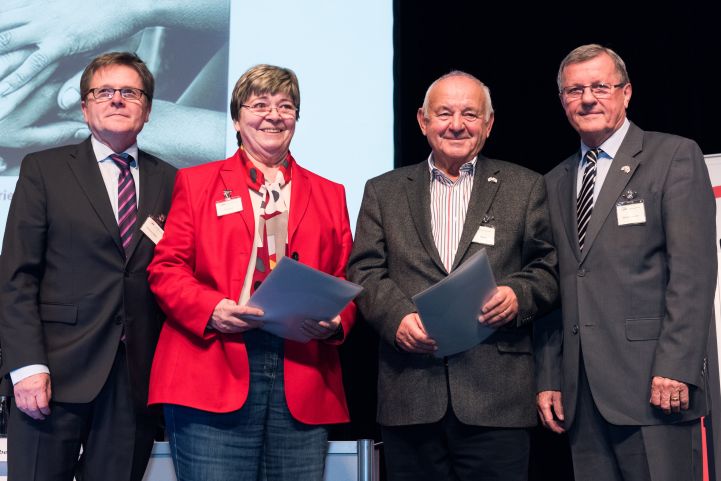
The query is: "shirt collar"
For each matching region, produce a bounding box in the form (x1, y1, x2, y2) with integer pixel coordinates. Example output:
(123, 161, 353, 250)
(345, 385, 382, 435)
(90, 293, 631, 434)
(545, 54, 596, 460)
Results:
(427, 153, 476, 182)
(580, 117, 631, 162)
(91, 136, 140, 167)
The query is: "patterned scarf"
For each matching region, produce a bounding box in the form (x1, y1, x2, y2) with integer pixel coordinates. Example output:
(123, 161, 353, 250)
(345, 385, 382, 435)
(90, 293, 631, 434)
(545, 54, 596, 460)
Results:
(239, 148, 295, 293)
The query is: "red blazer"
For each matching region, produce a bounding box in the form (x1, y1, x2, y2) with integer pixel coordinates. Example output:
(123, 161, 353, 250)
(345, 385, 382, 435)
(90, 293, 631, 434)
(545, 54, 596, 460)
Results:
(147, 150, 355, 424)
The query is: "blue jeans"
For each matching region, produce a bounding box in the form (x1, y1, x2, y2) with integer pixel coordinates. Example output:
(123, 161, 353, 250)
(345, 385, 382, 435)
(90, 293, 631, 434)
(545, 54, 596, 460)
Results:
(165, 330, 329, 481)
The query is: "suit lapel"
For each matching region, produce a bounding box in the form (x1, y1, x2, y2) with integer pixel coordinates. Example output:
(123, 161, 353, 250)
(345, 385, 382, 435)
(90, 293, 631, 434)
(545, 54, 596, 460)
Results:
(219, 152, 255, 240)
(124, 151, 163, 262)
(405, 162, 446, 273)
(580, 124, 643, 262)
(451, 156, 500, 271)
(557, 154, 581, 261)
(66, 139, 124, 257)
(288, 164, 311, 246)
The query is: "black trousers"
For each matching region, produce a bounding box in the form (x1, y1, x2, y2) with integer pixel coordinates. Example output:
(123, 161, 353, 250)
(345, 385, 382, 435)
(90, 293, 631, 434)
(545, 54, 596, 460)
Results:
(382, 406, 530, 481)
(569, 360, 702, 481)
(8, 343, 157, 481)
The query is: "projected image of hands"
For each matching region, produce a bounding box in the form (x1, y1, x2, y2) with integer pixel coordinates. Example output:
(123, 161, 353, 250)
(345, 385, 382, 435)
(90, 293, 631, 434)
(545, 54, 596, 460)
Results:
(0, 0, 230, 174)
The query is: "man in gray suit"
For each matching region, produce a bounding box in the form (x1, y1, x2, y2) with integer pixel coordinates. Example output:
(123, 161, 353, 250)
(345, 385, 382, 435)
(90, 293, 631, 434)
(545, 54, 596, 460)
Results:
(348, 71, 557, 481)
(536, 44, 716, 481)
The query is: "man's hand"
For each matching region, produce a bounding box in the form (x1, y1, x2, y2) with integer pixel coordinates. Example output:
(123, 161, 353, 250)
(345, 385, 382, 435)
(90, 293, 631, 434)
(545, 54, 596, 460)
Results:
(395, 313, 436, 353)
(208, 299, 264, 333)
(14, 372, 52, 420)
(301, 315, 342, 340)
(479, 286, 519, 327)
(650, 376, 689, 414)
(536, 390, 565, 433)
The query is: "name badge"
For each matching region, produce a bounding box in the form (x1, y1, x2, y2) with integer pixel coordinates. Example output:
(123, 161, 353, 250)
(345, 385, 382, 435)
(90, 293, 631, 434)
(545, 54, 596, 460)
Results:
(216, 197, 243, 216)
(472, 225, 495, 246)
(616, 199, 646, 226)
(140, 217, 164, 244)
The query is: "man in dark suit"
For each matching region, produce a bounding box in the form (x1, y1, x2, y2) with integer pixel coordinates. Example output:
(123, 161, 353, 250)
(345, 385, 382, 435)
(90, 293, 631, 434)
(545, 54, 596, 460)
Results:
(0, 51, 176, 481)
(348, 71, 558, 481)
(536, 44, 716, 481)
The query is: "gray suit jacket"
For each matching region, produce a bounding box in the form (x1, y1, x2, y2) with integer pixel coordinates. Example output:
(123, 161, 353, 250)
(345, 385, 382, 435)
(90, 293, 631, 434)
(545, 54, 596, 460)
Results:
(348, 156, 558, 427)
(0, 138, 177, 413)
(536, 123, 716, 426)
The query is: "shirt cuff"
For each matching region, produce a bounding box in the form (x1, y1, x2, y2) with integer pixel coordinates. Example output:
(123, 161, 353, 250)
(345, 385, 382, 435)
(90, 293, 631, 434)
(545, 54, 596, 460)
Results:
(10, 364, 50, 385)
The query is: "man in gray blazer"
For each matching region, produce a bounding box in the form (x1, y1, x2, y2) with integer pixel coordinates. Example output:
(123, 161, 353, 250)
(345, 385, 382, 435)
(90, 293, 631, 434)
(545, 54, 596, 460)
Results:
(536, 44, 716, 481)
(348, 71, 557, 481)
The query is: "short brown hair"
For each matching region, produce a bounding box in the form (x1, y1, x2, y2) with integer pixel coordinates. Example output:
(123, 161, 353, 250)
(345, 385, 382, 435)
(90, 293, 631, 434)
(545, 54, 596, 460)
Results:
(80, 51, 155, 104)
(557, 44, 630, 92)
(230, 64, 300, 146)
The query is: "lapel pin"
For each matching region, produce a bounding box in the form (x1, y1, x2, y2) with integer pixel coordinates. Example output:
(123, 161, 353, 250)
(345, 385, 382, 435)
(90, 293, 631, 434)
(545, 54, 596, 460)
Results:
(622, 190, 637, 200)
(487, 176, 498, 183)
(151, 213, 167, 227)
(621, 165, 631, 174)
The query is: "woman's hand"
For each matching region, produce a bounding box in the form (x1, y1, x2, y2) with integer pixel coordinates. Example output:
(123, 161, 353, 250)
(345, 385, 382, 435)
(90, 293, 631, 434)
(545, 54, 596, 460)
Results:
(301, 315, 342, 340)
(208, 298, 264, 333)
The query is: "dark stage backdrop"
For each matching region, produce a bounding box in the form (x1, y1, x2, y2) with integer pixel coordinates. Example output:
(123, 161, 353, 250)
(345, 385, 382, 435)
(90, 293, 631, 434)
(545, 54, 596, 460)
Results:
(333, 3, 721, 481)
(393, 2, 721, 172)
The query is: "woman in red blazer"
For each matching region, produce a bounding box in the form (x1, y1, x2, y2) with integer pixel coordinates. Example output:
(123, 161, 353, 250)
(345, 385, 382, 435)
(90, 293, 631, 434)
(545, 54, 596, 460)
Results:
(147, 64, 355, 481)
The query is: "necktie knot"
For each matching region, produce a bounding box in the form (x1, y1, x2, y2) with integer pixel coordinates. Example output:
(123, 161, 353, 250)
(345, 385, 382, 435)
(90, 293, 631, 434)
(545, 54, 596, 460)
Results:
(585, 148, 600, 165)
(110, 153, 133, 172)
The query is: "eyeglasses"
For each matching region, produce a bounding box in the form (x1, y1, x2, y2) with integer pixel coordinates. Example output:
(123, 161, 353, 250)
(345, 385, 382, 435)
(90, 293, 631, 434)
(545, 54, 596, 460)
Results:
(87, 87, 147, 102)
(241, 103, 298, 119)
(561, 82, 626, 100)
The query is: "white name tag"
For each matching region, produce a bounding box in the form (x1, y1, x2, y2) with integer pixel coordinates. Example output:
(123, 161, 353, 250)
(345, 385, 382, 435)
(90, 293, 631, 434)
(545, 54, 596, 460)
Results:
(216, 197, 243, 216)
(140, 217, 164, 245)
(617, 200, 646, 225)
(472, 225, 495, 245)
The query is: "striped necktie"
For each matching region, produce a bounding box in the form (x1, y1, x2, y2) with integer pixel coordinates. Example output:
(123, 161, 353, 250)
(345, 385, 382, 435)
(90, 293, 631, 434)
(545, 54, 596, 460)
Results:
(577, 148, 600, 251)
(111, 153, 137, 256)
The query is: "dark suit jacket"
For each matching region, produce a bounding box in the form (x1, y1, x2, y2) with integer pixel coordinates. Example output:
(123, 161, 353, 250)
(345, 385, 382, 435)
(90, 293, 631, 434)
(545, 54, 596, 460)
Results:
(0, 138, 176, 413)
(536, 123, 716, 426)
(348, 157, 558, 427)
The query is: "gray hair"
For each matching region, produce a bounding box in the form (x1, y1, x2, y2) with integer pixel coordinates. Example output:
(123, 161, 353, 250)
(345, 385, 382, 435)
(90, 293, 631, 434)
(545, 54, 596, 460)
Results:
(421, 70, 494, 121)
(557, 44, 630, 92)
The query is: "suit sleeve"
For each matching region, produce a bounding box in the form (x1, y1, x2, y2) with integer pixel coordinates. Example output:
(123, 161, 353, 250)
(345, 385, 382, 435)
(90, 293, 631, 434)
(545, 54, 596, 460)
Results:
(0, 154, 49, 375)
(534, 308, 563, 392)
(500, 175, 559, 326)
(147, 169, 226, 339)
(652, 139, 716, 387)
(347, 180, 416, 347)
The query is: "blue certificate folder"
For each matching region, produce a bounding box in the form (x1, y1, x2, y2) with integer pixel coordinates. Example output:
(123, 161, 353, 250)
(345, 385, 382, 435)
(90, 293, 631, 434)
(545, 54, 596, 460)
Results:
(412, 248, 497, 357)
(246, 256, 363, 342)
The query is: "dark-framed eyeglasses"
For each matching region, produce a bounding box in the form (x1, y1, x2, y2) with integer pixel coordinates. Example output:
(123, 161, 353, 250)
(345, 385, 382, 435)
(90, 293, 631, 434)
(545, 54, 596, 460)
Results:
(560, 82, 627, 100)
(87, 87, 148, 102)
(241, 103, 298, 119)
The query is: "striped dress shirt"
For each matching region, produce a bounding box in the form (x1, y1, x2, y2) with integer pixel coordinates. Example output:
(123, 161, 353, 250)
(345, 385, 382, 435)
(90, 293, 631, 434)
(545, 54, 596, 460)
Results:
(428, 156, 476, 271)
